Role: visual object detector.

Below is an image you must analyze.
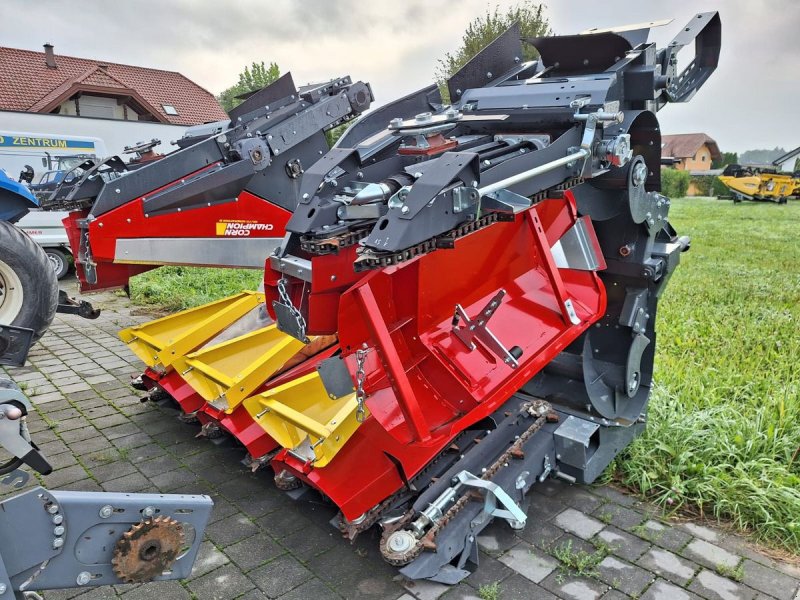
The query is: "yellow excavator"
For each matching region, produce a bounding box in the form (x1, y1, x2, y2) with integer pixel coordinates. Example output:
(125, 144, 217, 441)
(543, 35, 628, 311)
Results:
(717, 146, 800, 203)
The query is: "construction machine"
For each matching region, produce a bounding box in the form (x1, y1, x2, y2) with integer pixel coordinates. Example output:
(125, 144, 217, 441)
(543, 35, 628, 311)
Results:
(717, 145, 800, 203)
(50, 13, 719, 583)
(44, 74, 373, 293)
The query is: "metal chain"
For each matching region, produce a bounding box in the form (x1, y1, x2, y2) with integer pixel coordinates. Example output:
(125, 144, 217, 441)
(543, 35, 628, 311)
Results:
(81, 228, 92, 266)
(277, 278, 308, 341)
(354, 347, 370, 423)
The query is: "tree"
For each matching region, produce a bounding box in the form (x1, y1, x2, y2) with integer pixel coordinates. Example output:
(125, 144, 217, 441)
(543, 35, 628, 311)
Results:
(712, 151, 738, 169)
(436, 1, 551, 97)
(217, 61, 281, 113)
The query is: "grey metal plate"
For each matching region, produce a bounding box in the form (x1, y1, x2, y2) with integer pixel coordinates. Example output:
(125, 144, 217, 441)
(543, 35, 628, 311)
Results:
(115, 237, 282, 268)
(316, 357, 355, 399)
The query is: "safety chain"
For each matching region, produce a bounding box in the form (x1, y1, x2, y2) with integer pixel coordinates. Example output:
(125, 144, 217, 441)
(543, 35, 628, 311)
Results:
(277, 278, 308, 341)
(354, 346, 370, 423)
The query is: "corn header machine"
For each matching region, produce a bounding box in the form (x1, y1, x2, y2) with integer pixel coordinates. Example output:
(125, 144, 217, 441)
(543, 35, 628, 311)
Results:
(717, 145, 800, 203)
(50, 13, 719, 583)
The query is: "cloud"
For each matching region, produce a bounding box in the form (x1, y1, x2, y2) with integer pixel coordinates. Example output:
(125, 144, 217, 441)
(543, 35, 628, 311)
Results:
(2, 0, 797, 153)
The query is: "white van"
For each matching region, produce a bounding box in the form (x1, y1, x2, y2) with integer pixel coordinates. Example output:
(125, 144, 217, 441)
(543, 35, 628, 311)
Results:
(0, 131, 107, 186)
(16, 209, 73, 279)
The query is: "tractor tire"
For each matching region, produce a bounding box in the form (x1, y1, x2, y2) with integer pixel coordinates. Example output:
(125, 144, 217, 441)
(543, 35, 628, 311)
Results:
(45, 248, 71, 280)
(0, 221, 58, 342)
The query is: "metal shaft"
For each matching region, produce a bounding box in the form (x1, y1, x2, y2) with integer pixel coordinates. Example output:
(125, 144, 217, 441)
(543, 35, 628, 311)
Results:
(477, 148, 589, 197)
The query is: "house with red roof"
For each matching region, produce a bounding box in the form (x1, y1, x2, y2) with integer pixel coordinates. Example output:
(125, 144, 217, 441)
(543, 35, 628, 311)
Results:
(0, 43, 228, 178)
(0, 43, 227, 126)
(661, 133, 721, 171)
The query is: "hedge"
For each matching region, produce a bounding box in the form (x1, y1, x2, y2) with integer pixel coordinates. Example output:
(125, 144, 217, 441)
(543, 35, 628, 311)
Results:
(661, 168, 690, 198)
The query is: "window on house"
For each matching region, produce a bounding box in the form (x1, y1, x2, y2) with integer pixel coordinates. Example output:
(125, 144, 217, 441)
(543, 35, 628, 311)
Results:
(162, 104, 178, 115)
(702, 155, 706, 161)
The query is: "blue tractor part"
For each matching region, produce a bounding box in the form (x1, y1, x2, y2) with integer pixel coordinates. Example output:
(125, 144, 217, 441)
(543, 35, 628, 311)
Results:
(0, 170, 38, 223)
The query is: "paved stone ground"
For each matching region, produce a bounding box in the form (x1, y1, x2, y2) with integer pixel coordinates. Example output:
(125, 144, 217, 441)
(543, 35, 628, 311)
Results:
(2, 279, 799, 600)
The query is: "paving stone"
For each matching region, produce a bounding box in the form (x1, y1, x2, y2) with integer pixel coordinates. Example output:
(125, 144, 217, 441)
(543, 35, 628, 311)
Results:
(101, 471, 151, 492)
(528, 491, 568, 520)
(29, 391, 66, 404)
(562, 487, 605, 513)
(516, 518, 564, 550)
(540, 571, 609, 600)
(308, 546, 404, 599)
(494, 573, 558, 599)
(682, 538, 741, 570)
(102, 422, 142, 440)
(59, 382, 92, 394)
(150, 468, 200, 491)
(86, 373, 118, 385)
(682, 522, 721, 542)
(599, 591, 628, 600)
(205, 513, 260, 548)
(90, 413, 131, 429)
(53, 416, 91, 432)
(464, 553, 513, 589)
(111, 432, 154, 450)
(234, 492, 284, 518)
(637, 547, 699, 586)
(281, 524, 338, 560)
(90, 460, 138, 483)
(276, 578, 343, 600)
(186, 564, 254, 600)
(688, 569, 756, 600)
(135, 453, 181, 477)
(593, 503, 646, 531)
(189, 540, 230, 579)
(498, 544, 558, 583)
(641, 578, 703, 600)
(43, 464, 91, 488)
(476, 519, 521, 556)
(248, 554, 313, 597)
(400, 577, 450, 599)
(552, 532, 599, 557)
(224, 533, 285, 571)
(119, 579, 190, 599)
(596, 555, 653, 596)
(741, 559, 800, 600)
(594, 525, 651, 562)
(635, 519, 692, 552)
(554, 508, 605, 540)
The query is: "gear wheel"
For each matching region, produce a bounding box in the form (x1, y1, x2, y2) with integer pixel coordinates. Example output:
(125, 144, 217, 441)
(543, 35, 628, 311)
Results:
(379, 529, 423, 566)
(112, 516, 185, 583)
(274, 469, 302, 491)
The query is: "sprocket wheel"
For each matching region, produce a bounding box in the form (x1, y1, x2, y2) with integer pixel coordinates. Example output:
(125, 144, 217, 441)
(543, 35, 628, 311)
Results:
(274, 469, 302, 491)
(379, 529, 423, 566)
(112, 516, 185, 583)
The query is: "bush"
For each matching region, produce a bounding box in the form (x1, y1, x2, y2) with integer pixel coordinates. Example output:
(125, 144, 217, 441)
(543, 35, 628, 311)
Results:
(687, 175, 730, 198)
(661, 168, 690, 198)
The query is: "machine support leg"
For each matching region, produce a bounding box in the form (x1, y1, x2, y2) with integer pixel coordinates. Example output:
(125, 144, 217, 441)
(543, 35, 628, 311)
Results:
(355, 284, 431, 442)
(527, 212, 580, 325)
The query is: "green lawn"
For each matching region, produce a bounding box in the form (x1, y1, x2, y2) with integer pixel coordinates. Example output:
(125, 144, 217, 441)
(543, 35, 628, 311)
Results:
(619, 197, 800, 553)
(126, 197, 800, 552)
(128, 265, 262, 312)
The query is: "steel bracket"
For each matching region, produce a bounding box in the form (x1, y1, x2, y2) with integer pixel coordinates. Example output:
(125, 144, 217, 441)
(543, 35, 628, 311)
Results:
(455, 471, 527, 528)
(452, 289, 519, 369)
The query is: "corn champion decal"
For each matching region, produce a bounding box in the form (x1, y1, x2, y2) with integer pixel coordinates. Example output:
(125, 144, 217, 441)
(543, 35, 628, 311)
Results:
(215, 219, 275, 236)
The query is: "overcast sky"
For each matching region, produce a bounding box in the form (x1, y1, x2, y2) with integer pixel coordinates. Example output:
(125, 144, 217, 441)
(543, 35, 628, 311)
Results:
(3, 0, 798, 153)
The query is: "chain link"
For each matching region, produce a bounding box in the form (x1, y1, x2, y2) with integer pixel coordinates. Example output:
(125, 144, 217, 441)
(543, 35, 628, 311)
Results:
(277, 278, 308, 341)
(355, 346, 369, 423)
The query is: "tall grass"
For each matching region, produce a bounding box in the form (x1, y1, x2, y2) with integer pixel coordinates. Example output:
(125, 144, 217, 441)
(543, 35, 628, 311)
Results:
(128, 266, 262, 312)
(619, 198, 800, 553)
